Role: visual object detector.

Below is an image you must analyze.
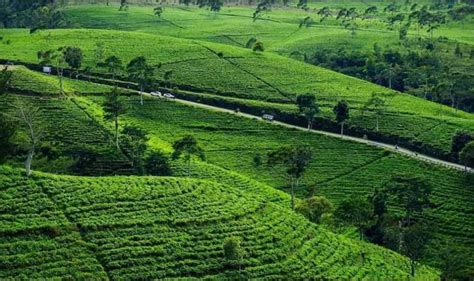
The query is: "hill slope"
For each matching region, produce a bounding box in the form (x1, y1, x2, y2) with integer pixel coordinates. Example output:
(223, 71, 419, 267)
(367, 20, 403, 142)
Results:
(0, 29, 472, 156)
(0, 166, 438, 279)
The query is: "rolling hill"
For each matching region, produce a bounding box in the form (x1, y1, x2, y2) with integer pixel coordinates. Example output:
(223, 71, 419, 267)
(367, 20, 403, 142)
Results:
(0, 165, 438, 279)
(0, 28, 473, 158)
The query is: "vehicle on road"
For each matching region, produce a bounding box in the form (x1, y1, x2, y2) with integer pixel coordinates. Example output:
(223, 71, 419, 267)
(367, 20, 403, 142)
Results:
(150, 91, 162, 97)
(163, 93, 175, 99)
(262, 114, 274, 121)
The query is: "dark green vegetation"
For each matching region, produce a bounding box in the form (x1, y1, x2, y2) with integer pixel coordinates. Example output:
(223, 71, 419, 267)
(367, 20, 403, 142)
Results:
(1, 0, 474, 279)
(0, 166, 438, 279)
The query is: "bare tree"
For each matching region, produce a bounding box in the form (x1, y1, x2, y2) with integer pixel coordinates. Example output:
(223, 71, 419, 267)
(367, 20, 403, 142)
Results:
(11, 98, 43, 177)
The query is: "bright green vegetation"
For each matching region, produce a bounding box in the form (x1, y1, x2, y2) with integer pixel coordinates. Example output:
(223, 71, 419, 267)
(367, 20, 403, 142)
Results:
(8, 65, 112, 95)
(0, 165, 438, 279)
(0, 28, 472, 155)
(0, 93, 130, 175)
(88, 94, 473, 269)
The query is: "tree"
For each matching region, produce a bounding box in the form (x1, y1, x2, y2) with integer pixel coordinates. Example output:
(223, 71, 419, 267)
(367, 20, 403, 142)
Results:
(451, 131, 473, 160)
(253, 0, 272, 21)
(386, 175, 431, 225)
(295, 196, 333, 224)
(154, 6, 163, 17)
(11, 98, 43, 177)
(119, 0, 128, 11)
(267, 145, 312, 210)
(335, 196, 373, 239)
(98, 55, 123, 82)
(171, 135, 205, 177)
(317, 7, 331, 23)
(296, 94, 319, 130)
(120, 125, 149, 175)
(252, 41, 264, 52)
(439, 244, 470, 280)
(299, 16, 313, 28)
(459, 141, 474, 169)
(363, 93, 387, 132)
(144, 150, 172, 176)
(63, 46, 83, 77)
(0, 113, 16, 163)
(127, 56, 155, 106)
(380, 67, 397, 89)
(401, 223, 432, 276)
(223, 237, 243, 270)
(0, 66, 13, 94)
(333, 100, 349, 135)
(37, 47, 66, 94)
(103, 87, 126, 149)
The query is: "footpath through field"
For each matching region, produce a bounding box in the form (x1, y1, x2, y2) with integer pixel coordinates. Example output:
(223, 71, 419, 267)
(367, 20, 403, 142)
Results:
(145, 92, 473, 174)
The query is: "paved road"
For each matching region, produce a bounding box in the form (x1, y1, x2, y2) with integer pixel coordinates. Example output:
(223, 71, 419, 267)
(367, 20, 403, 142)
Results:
(144, 92, 473, 173)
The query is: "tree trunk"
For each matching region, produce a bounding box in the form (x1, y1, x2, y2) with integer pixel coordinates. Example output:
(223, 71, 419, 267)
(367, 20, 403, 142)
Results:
(140, 85, 144, 106)
(388, 77, 392, 89)
(307, 120, 311, 131)
(290, 177, 295, 210)
(58, 67, 64, 94)
(376, 116, 379, 132)
(340, 122, 344, 135)
(25, 145, 35, 177)
(115, 117, 119, 149)
(410, 260, 416, 277)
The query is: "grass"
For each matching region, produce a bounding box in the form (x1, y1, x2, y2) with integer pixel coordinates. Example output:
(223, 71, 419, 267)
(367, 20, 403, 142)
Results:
(0, 28, 472, 154)
(0, 165, 438, 279)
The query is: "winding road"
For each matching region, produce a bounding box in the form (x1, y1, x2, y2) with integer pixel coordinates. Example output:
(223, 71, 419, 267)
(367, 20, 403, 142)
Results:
(144, 92, 473, 173)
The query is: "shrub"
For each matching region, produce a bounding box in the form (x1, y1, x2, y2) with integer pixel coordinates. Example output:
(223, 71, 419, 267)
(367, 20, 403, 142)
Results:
(144, 150, 172, 176)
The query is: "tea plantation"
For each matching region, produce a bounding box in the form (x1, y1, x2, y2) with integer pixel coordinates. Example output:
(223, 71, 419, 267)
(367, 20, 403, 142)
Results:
(0, 29, 473, 155)
(0, 166, 438, 279)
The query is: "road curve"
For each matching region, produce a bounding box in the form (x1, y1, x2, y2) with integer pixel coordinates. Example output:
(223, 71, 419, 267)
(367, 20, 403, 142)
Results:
(144, 92, 473, 174)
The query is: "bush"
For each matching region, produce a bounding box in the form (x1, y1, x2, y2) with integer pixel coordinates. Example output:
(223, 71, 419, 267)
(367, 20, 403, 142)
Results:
(144, 150, 172, 176)
(295, 196, 333, 224)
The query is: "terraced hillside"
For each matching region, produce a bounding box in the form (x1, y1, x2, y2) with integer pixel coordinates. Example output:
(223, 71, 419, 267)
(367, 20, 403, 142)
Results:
(0, 29, 473, 157)
(0, 166, 438, 279)
(0, 69, 130, 175)
(83, 94, 473, 269)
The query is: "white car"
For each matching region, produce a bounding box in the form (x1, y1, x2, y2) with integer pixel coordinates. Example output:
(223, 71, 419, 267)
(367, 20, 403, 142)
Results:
(163, 93, 175, 99)
(150, 91, 162, 97)
(262, 114, 274, 121)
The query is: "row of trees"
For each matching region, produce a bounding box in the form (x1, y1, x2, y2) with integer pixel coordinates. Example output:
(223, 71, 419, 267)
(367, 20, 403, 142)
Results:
(0, 0, 66, 32)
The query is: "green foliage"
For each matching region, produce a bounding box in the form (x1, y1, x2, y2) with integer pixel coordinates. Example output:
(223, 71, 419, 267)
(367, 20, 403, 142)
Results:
(154, 6, 163, 17)
(120, 125, 149, 175)
(459, 141, 474, 168)
(172, 135, 205, 176)
(0, 166, 439, 279)
(295, 196, 333, 224)
(103, 87, 126, 148)
(0, 114, 16, 162)
(223, 236, 243, 268)
(401, 223, 432, 276)
(144, 150, 172, 176)
(451, 130, 473, 159)
(63, 46, 83, 70)
(335, 196, 373, 239)
(0, 67, 13, 94)
(252, 41, 264, 52)
(386, 175, 432, 225)
(296, 94, 319, 129)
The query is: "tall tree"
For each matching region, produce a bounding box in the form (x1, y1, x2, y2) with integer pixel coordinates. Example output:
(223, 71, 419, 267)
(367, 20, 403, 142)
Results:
(63, 46, 83, 77)
(98, 55, 123, 82)
(127, 56, 155, 106)
(103, 87, 126, 149)
(37, 47, 66, 94)
(11, 98, 43, 177)
(317, 7, 331, 23)
(401, 223, 432, 276)
(267, 145, 312, 210)
(120, 125, 149, 175)
(451, 131, 473, 160)
(363, 93, 387, 132)
(119, 0, 128, 11)
(335, 196, 373, 239)
(171, 135, 205, 177)
(459, 141, 474, 169)
(386, 175, 431, 226)
(296, 94, 319, 130)
(0, 66, 13, 94)
(333, 100, 349, 135)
